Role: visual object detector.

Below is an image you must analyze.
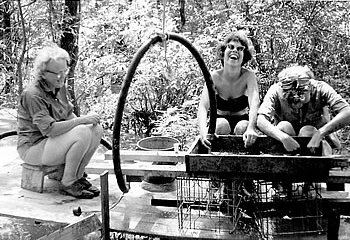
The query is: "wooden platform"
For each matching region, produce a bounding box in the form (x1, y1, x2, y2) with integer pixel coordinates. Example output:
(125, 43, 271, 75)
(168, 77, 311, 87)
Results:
(91, 136, 350, 239)
(86, 136, 350, 184)
(103, 175, 257, 240)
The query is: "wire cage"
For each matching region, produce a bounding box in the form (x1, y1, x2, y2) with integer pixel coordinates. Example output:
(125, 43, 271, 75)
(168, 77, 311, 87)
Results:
(176, 177, 327, 238)
(256, 180, 327, 238)
(176, 177, 263, 237)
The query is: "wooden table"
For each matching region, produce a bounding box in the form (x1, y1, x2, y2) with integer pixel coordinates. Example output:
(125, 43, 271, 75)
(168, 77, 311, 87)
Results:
(96, 135, 350, 239)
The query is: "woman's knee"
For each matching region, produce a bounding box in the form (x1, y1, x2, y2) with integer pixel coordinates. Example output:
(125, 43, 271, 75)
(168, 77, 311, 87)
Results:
(277, 121, 296, 136)
(234, 120, 249, 135)
(216, 118, 231, 134)
(92, 124, 103, 138)
(75, 124, 103, 144)
(298, 125, 317, 137)
(72, 125, 93, 141)
(91, 124, 104, 144)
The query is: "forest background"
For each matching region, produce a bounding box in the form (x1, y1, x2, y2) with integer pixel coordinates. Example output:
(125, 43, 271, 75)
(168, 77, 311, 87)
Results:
(1, 0, 350, 151)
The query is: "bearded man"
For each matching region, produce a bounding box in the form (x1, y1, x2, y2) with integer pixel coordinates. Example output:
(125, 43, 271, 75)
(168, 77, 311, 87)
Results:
(257, 65, 350, 191)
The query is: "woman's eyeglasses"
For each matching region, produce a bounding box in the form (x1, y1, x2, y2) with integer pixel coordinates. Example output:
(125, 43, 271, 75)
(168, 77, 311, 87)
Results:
(226, 44, 245, 52)
(45, 68, 69, 78)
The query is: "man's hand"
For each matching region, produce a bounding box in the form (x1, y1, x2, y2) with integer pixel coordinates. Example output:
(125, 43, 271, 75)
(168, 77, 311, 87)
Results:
(243, 128, 258, 148)
(307, 130, 322, 150)
(280, 133, 300, 152)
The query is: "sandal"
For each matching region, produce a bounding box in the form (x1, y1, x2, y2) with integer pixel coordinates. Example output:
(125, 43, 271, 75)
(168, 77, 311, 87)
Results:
(59, 181, 94, 199)
(78, 177, 100, 197)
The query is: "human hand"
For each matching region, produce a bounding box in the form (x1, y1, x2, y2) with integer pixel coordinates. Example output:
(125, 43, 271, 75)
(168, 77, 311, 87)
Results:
(79, 113, 100, 126)
(280, 133, 300, 152)
(200, 134, 212, 150)
(307, 130, 322, 152)
(243, 128, 258, 148)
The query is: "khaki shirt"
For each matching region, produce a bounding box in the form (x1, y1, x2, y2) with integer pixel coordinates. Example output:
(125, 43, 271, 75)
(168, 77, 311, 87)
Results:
(17, 78, 74, 158)
(258, 79, 349, 132)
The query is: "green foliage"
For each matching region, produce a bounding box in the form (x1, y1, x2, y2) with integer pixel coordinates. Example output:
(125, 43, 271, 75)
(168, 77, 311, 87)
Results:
(2, 0, 350, 149)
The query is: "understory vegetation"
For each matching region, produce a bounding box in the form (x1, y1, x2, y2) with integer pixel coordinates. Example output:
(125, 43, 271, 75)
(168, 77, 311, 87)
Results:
(1, 0, 350, 151)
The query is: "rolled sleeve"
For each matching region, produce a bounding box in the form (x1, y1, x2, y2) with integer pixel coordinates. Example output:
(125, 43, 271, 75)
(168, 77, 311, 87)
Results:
(27, 94, 56, 136)
(320, 82, 349, 113)
(258, 84, 279, 122)
(32, 110, 55, 136)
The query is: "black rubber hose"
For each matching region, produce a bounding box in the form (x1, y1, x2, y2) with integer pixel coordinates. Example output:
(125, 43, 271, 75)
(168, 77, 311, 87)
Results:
(112, 33, 217, 193)
(100, 138, 112, 150)
(0, 130, 17, 140)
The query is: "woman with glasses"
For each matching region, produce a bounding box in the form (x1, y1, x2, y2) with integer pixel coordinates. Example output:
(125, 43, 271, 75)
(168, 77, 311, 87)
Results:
(17, 45, 103, 199)
(198, 31, 260, 149)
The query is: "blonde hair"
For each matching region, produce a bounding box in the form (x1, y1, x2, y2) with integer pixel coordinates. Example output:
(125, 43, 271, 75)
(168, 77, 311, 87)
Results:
(33, 44, 70, 80)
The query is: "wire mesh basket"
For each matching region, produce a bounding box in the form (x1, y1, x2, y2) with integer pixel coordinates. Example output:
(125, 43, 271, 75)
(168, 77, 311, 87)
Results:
(176, 177, 327, 238)
(177, 177, 262, 237)
(256, 180, 326, 238)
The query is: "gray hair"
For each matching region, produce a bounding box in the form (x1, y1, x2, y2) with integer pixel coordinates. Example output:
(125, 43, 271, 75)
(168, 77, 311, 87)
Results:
(33, 45, 70, 80)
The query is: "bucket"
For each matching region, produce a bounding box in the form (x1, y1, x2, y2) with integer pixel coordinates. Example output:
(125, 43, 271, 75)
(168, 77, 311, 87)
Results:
(137, 136, 179, 151)
(137, 136, 179, 191)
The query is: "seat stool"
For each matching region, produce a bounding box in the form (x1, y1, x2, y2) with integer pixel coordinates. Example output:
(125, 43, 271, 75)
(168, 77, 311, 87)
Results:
(21, 163, 64, 193)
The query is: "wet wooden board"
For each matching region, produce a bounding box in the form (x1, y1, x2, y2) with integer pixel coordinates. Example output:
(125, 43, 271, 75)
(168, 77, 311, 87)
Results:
(108, 183, 252, 239)
(0, 213, 67, 240)
(38, 214, 101, 240)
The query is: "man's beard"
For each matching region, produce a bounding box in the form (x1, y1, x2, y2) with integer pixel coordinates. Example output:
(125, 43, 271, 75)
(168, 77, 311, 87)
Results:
(283, 90, 305, 109)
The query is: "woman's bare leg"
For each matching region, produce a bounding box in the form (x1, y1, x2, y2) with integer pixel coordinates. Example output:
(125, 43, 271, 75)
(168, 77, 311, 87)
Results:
(216, 118, 231, 135)
(41, 124, 102, 186)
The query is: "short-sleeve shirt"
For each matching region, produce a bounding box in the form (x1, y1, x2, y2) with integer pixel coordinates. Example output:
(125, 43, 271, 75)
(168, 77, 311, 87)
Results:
(258, 79, 349, 132)
(17, 78, 74, 158)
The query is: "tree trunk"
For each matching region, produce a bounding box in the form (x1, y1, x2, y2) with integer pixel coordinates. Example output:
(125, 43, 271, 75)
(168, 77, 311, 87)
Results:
(60, 0, 81, 116)
(179, 0, 185, 31)
(17, 0, 27, 95)
(0, 0, 13, 95)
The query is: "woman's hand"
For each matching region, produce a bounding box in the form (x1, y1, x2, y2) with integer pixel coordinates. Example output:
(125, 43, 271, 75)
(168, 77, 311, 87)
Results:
(243, 128, 258, 148)
(200, 134, 213, 150)
(78, 113, 100, 126)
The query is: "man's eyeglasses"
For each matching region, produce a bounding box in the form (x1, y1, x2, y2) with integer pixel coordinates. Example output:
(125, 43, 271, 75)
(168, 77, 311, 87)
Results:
(283, 86, 310, 96)
(45, 68, 69, 78)
(226, 44, 245, 52)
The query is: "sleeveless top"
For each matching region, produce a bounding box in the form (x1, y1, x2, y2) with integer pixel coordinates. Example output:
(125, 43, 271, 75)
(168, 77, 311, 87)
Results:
(216, 94, 249, 113)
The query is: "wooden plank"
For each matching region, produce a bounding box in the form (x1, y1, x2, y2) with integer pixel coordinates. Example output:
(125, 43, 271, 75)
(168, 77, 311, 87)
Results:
(328, 167, 350, 183)
(192, 135, 323, 156)
(108, 184, 246, 239)
(38, 214, 101, 240)
(104, 150, 186, 163)
(0, 213, 67, 240)
(186, 153, 350, 181)
(100, 171, 110, 240)
(86, 161, 186, 177)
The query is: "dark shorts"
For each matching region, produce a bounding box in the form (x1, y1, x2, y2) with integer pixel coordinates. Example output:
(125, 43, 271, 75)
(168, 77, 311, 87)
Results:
(217, 114, 249, 134)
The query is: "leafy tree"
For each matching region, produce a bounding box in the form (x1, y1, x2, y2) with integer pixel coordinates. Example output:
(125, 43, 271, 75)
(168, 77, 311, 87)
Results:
(60, 0, 81, 116)
(1, 0, 350, 149)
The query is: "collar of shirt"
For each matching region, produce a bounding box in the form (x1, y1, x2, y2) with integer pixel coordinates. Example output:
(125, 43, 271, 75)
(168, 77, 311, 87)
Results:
(37, 78, 61, 100)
